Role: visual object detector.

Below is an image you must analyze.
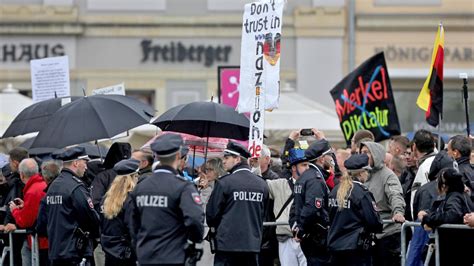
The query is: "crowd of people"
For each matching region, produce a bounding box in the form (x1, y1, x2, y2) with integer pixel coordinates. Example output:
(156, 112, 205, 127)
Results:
(0, 128, 473, 266)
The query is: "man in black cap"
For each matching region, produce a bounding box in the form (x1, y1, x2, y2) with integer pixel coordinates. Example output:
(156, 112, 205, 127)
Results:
(125, 133, 204, 265)
(37, 146, 100, 266)
(290, 139, 332, 266)
(206, 141, 269, 266)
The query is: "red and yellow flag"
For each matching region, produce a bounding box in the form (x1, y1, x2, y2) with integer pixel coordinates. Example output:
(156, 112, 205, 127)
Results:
(417, 24, 444, 127)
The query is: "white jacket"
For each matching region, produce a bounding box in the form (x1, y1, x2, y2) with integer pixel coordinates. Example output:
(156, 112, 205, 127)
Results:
(267, 178, 294, 238)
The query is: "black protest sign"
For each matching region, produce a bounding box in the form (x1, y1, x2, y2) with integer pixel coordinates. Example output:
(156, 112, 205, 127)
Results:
(330, 52, 401, 145)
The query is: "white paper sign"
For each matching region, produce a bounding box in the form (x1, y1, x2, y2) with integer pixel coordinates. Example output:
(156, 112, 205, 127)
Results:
(237, 0, 284, 113)
(248, 89, 265, 158)
(92, 83, 126, 95)
(30, 56, 70, 102)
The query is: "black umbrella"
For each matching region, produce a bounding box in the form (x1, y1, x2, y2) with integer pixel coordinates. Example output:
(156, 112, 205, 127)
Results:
(2, 96, 81, 138)
(20, 137, 109, 158)
(31, 94, 155, 149)
(153, 101, 250, 141)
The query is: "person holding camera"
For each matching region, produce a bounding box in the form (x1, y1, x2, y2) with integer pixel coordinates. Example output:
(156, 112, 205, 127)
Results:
(125, 134, 204, 265)
(327, 154, 383, 266)
(37, 146, 100, 266)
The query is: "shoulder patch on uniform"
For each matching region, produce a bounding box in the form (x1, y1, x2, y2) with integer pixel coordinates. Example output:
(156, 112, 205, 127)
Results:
(87, 197, 94, 209)
(192, 192, 202, 205)
(315, 197, 323, 209)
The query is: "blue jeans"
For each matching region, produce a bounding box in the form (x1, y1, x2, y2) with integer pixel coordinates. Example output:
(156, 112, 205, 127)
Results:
(406, 224, 429, 266)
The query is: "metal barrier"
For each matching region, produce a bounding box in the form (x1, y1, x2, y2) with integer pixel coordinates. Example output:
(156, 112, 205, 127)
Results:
(0, 230, 39, 266)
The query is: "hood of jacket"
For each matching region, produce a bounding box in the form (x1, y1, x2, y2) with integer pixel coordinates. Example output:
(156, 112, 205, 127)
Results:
(361, 141, 386, 171)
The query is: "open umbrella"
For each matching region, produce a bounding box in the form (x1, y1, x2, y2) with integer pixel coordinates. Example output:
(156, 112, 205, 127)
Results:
(153, 101, 250, 140)
(31, 94, 155, 149)
(20, 137, 109, 158)
(2, 96, 80, 138)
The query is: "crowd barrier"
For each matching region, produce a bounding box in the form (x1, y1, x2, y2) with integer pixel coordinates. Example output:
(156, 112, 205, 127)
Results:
(0, 229, 39, 266)
(1, 221, 472, 266)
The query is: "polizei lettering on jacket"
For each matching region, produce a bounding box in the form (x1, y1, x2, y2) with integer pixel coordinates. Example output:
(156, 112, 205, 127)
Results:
(328, 198, 351, 209)
(233, 191, 263, 202)
(136, 195, 168, 207)
(46, 195, 63, 205)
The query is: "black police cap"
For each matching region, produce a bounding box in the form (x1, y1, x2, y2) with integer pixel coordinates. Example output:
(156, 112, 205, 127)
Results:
(224, 141, 251, 159)
(150, 134, 184, 156)
(304, 139, 331, 161)
(344, 154, 371, 171)
(53, 146, 90, 162)
(113, 159, 140, 175)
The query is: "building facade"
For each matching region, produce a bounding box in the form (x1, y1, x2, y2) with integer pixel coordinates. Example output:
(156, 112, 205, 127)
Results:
(0, 0, 472, 137)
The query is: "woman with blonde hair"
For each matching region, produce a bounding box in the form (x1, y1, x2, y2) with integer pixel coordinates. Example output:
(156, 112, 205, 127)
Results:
(100, 159, 140, 266)
(327, 154, 383, 266)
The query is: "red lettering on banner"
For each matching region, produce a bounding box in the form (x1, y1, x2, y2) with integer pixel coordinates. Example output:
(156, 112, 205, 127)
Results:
(249, 141, 262, 158)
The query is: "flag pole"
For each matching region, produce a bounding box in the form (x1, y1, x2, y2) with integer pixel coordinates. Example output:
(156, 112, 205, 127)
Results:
(461, 74, 470, 136)
(437, 114, 442, 150)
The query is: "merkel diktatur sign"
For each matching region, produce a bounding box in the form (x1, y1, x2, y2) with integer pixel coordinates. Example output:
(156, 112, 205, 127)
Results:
(330, 52, 401, 145)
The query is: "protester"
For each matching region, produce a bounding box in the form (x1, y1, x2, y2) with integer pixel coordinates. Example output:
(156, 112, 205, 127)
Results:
(252, 144, 279, 266)
(360, 141, 405, 266)
(206, 141, 269, 266)
(407, 151, 453, 266)
(399, 143, 417, 221)
(130, 148, 153, 179)
(290, 139, 331, 266)
(328, 154, 383, 266)
(447, 135, 474, 190)
(37, 146, 100, 265)
(267, 148, 308, 266)
(41, 160, 63, 185)
(10, 159, 48, 266)
(389, 155, 406, 178)
(197, 157, 226, 266)
(335, 149, 351, 175)
(91, 142, 132, 209)
(388, 135, 410, 157)
(126, 134, 204, 265)
(350, 130, 375, 155)
(420, 168, 474, 266)
(410, 129, 437, 218)
(177, 145, 193, 181)
(100, 159, 140, 266)
(2, 147, 29, 265)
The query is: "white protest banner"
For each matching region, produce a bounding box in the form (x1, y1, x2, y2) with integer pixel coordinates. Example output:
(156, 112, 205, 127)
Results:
(248, 88, 266, 157)
(92, 83, 126, 95)
(237, 0, 283, 113)
(30, 56, 70, 102)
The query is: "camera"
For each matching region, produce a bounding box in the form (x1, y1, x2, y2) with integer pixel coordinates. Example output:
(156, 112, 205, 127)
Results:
(300, 129, 314, 136)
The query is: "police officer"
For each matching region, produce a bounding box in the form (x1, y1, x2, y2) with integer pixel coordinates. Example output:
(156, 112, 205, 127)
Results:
(327, 154, 383, 266)
(206, 142, 269, 266)
(37, 146, 100, 266)
(100, 159, 140, 266)
(289, 139, 331, 266)
(125, 134, 204, 265)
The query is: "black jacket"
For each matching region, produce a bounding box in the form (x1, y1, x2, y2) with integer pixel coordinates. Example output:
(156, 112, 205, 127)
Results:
(91, 168, 117, 209)
(126, 166, 204, 265)
(100, 197, 135, 261)
(327, 181, 383, 251)
(37, 169, 100, 261)
(290, 163, 330, 238)
(206, 163, 269, 252)
(3, 172, 24, 224)
(422, 191, 474, 228)
(399, 167, 416, 221)
(457, 157, 474, 189)
(412, 180, 438, 218)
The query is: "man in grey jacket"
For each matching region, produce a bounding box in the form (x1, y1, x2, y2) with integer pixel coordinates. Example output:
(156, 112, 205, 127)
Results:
(360, 141, 405, 266)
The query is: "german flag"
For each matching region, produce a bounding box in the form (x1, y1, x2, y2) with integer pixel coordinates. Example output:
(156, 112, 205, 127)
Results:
(416, 24, 444, 127)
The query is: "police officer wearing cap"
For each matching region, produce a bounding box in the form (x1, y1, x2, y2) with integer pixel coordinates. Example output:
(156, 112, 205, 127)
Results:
(37, 146, 100, 266)
(100, 159, 140, 266)
(206, 141, 269, 266)
(289, 139, 332, 266)
(327, 154, 383, 266)
(125, 133, 204, 265)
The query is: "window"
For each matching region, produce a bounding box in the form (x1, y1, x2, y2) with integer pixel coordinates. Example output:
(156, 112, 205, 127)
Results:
(87, 0, 166, 11)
